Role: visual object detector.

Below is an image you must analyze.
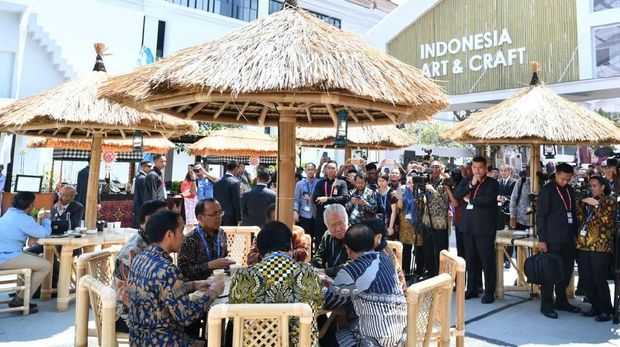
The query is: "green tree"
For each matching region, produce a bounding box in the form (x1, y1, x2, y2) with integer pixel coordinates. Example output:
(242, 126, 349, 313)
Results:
(595, 108, 620, 126)
(404, 120, 466, 148)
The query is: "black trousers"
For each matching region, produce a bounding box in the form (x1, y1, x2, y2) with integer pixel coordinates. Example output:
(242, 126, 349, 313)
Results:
(464, 233, 496, 296)
(455, 226, 466, 260)
(402, 243, 413, 274)
(505, 223, 529, 262)
(577, 251, 613, 314)
(422, 228, 449, 277)
(297, 216, 316, 253)
(540, 240, 575, 311)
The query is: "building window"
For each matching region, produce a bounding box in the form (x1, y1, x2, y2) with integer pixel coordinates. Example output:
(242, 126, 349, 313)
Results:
(268, 0, 342, 28)
(593, 24, 620, 77)
(593, 0, 620, 11)
(166, 0, 258, 22)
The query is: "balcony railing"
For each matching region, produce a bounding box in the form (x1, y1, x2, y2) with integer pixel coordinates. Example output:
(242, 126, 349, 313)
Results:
(166, 0, 258, 22)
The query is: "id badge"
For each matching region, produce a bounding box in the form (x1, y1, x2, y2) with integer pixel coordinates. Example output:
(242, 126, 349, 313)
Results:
(567, 212, 573, 224)
(580, 228, 587, 237)
(466, 204, 474, 210)
(303, 206, 311, 212)
(405, 213, 412, 219)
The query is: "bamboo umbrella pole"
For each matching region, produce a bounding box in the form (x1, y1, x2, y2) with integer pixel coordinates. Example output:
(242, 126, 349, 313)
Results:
(344, 147, 351, 161)
(49, 160, 54, 193)
(85, 133, 103, 229)
(530, 144, 540, 193)
(278, 109, 297, 229)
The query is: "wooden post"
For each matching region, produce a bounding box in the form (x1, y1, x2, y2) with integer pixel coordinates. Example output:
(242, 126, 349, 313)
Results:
(530, 144, 540, 193)
(277, 109, 297, 229)
(344, 146, 351, 161)
(85, 133, 103, 229)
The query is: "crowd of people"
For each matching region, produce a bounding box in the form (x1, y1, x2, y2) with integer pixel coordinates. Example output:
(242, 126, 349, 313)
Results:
(0, 150, 617, 346)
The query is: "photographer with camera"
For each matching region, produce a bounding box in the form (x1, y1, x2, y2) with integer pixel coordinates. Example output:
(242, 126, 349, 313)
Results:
(601, 159, 620, 196)
(575, 175, 616, 322)
(420, 160, 458, 277)
(345, 173, 379, 224)
(454, 156, 500, 304)
(536, 163, 580, 318)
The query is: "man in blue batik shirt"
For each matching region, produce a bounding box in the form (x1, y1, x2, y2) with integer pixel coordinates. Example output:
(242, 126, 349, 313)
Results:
(193, 162, 214, 200)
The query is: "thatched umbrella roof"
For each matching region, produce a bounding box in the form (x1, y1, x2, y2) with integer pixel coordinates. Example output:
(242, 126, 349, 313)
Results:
(99, 5, 448, 127)
(28, 137, 175, 153)
(443, 62, 620, 145)
(188, 128, 277, 156)
(0, 46, 197, 139)
(297, 125, 416, 150)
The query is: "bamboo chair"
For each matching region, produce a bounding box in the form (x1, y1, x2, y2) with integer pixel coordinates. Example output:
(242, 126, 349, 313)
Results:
(75, 275, 128, 347)
(207, 303, 313, 347)
(406, 273, 452, 347)
(76, 250, 114, 286)
(0, 269, 31, 315)
(222, 226, 260, 267)
(387, 240, 404, 269)
(434, 250, 466, 347)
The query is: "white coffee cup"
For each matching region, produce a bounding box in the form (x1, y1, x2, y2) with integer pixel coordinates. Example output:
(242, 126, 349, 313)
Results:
(114, 222, 121, 230)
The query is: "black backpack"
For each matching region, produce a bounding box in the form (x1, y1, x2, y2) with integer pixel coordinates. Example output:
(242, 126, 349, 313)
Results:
(524, 252, 565, 285)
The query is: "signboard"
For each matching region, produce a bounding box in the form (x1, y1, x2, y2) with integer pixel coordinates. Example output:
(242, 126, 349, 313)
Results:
(102, 152, 116, 165)
(387, 0, 578, 95)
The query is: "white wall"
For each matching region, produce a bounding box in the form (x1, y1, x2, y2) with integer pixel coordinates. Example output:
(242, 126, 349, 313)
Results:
(576, 1, 620, 79)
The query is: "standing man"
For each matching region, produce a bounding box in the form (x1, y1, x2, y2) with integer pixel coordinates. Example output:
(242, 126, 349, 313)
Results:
(76, 165, 100, 214)
(143, 154, 167, 202)
(236, 163, 251, 193)
(241, 165, 276, 227)
(312, 160, 349, 248)
(498, 164, 517, 268)
(294, 163, 318, 241)
(214, 161, 241, 226)
(193, 162, 214, 200)
(601, 158, 620, 195)
(536, 163, 580, 319)
(454, 156, 500, 304)
(365, 163, 379, 191)
(132, 160, 152, 228)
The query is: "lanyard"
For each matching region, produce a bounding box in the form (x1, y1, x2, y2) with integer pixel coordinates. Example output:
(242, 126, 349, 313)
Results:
(583, 205, 595, 228)
(331, 238, 344, 267)
(472, 177, 487, 199)
(196, 226, 221, 262)
(324, 180, 335, 197)
(381, 190, 389, 212)
(555, 186, 572, 211)
(305, 179, 316, 195)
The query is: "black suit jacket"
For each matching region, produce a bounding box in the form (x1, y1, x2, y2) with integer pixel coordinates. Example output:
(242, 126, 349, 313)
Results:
(498, 177, 516, 198)
(536, 181, 577, 243)
(143, 168, 166, 202)
(51, 201, 84, 229)
(133, 171, 147, 214)
(312, 177, 349, 229)
(214, 173, 241, 226)
(454, 176, 500, 236)
(241, 184, 276, 227)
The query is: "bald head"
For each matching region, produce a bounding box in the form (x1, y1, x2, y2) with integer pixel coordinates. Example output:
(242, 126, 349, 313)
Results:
(58, 185, 77, 205)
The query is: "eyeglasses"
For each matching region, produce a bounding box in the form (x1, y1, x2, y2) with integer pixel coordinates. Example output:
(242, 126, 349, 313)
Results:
(329, 221, 346, 230)
(205, 210, 225, 218)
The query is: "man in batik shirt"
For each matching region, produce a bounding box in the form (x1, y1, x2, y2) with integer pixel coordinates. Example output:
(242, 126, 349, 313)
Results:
(323, 223, 407, 347)
(127, 210, 225, 346)
(112, 200, 166, 332)
(229, 221, 324, 346)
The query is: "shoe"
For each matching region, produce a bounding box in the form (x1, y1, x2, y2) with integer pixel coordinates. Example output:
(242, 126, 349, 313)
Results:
(465, 292, 479, 300)
(554, 302, 580, 313)
(595, 313, 612, 322)
(477, 287, 484, 294)
(582, 309, 599, 317)
(8, 300, 38, 313)
(481, 294, 495, 304)
(582, 296, 590, 303)
(575, 288, 586, 296)
(540, 308, 558, 319)
(504, 260, 511, 269)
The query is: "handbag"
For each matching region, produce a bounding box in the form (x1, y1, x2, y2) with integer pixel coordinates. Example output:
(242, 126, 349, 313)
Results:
(524, 252, 565, 285)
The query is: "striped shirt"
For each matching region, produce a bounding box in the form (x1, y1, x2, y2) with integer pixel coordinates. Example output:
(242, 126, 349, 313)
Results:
(324, 251, 407, 347)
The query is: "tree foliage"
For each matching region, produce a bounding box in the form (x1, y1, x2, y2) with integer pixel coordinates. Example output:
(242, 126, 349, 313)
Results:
(403, 120, 466, 148)
(595, 108, 620, 127)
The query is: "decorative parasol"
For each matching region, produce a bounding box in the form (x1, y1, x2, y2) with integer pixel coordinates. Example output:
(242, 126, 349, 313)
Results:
(0, 43, 197, 229)
(187, 128, 277, 156)
(100, 1, 449, 228)
(443, 61, 620, 191)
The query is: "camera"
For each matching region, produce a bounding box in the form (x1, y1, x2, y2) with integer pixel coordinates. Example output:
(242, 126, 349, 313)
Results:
(410, 169, 432, 186)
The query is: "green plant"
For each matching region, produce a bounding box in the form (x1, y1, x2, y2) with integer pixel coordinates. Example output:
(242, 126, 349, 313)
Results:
(170, 181, 182, 195)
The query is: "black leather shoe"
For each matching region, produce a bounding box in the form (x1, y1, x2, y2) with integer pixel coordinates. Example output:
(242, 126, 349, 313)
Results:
(554, 302, 580, 313)
(481, 294, 495, 304)
(541, 308, 558, 319)
(582, 309, 599, 317)
(504, 260, 511, 269)
(8, 300, 38, 313)
(465, 292, 479, 300)
(595, 313, 612, 322)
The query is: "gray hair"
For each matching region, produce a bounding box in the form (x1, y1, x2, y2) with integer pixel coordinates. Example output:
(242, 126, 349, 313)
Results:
(323, 204, 348, 225)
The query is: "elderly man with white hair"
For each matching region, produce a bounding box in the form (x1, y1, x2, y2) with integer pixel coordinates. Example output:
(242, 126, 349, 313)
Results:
(311, 204, 350, 278)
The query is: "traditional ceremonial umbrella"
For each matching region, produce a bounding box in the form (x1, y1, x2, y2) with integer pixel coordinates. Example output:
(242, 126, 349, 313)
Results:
(0, 44, 196, 228)
(100, 1, 449, 228)
(187, 128, 277, 157)
(443, 62, 620, 192)
(297, 125, 416, 159)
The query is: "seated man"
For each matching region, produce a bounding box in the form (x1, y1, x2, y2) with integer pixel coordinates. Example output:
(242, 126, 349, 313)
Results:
(0, 192, 52, 313)
(112, 199, 167, 333)
(229, 221, 323, 346)
(247, 203, 309, 265)
(323, 223, 407, 347)
(127, 210, 225, 346)
(312, 204, 350, 277)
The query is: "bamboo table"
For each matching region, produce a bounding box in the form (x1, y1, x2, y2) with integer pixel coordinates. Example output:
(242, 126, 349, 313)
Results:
(495, 230, 575, 300)
(38, 230, 135, 311)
